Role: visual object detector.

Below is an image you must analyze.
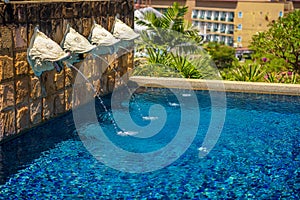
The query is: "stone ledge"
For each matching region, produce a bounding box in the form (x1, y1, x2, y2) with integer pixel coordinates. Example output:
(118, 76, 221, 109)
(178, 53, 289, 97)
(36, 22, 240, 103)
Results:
(129, 76, 300, 96)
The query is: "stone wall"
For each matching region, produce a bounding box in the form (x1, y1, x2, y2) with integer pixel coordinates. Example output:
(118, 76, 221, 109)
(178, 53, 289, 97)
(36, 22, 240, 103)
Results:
(0, 0, 134, 142)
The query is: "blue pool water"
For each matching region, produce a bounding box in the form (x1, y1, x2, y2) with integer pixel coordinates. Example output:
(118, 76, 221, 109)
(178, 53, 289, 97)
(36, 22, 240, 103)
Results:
(0, 89, 300, 199)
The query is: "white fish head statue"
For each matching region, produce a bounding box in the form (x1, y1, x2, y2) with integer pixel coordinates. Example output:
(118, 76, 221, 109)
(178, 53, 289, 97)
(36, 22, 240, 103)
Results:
(61, 25, 96, 54)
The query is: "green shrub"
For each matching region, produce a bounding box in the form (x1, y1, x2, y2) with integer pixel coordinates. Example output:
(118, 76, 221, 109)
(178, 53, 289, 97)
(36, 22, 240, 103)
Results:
(264, 71, 300, 84)
(221, 61, 265, 82)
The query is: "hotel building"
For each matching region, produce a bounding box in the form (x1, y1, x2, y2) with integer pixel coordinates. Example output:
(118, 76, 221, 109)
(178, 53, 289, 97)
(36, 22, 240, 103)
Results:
(135, 0, 296, 48)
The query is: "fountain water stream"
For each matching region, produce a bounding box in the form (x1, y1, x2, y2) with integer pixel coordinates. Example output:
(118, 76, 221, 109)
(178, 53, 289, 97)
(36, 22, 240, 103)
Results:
(91, 53, 150, 121)
(65, 62, 122, 134)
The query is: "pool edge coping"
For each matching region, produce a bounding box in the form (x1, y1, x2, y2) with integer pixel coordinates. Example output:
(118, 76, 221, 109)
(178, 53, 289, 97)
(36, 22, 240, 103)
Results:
(129, 76, 300, 96)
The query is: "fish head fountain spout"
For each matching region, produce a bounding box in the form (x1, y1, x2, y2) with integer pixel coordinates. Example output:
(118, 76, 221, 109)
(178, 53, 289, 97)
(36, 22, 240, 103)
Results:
(89, 21, 121, 55)
(61, 24, 96, 64)
(112, 17, 140, 51)
(27, 27, 70, 76)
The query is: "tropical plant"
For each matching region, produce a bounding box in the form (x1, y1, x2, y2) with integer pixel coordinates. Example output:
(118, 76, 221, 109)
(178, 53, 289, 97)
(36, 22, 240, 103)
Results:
(264, 71, 299, 84)
(203, 42, 237, 69)
(251, 10, 300, 71)
(136, 2, 202, 44)
(222, 61, 265, 82)
(133, 53, 181, 78)
(188, 52, 221, 79)
(168, 53, 202, 78)
(134, 2, 211, 79)
(264, 72, 284, 83)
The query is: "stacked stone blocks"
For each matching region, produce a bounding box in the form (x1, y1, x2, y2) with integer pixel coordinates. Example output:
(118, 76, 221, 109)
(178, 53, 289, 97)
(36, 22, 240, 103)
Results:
(0, 0, 134, 142)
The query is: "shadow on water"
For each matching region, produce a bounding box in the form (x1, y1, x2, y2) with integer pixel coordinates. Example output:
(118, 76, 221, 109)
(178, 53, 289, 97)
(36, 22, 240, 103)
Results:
(0, 112, 78, 185)
(0, 91, 121, 185)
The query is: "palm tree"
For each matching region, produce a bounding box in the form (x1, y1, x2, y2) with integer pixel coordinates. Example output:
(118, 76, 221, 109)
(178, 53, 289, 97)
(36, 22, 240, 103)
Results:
(136, 2, 202, 46)
(134, 2, 208, 78)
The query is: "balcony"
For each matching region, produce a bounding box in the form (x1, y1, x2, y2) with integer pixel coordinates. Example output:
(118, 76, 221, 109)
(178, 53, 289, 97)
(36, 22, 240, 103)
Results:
(227, 17, 234, 22)
(227, 30, 234, 34)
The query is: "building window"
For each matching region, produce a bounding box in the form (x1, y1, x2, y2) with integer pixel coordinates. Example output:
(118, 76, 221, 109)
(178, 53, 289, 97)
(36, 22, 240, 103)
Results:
(192, 21, 198, 27)
(220, 12, 226, 21)
(237, 36, 242, 42)
(207, 22, 211, 29)
(192, 10, 198, 19)
(237, 24, 242, 30)
(221, 36, 225, 42)
(228, 24, 234, 34)
(228, 37, 233, 46)
(238, 11, 242, 18)
(228, 12, 234, 22)
(214, 35, 219, 42)
(200, 10, 205, 19)
(213, 23, 219, 32)
(228, 37, 233, 45)
(279, 11, 283, 17)
(221, 24, 226, 33)
(207, 11, 212, 20)
(214, 11, 219, 20)
(207, 35, 211, 41)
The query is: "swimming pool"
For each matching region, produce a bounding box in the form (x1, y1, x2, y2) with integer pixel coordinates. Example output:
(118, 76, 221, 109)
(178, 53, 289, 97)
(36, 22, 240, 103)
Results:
(0, 89, 300, 199)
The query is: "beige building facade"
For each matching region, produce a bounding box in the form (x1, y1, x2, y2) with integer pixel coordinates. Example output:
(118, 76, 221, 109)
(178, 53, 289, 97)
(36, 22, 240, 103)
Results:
(135, 0, 296, 48)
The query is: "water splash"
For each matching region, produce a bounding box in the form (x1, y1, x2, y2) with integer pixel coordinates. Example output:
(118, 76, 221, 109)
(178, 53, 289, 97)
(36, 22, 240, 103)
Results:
(168, 102, 180, 107)
(142, 116, 158, 121)
(117, 131, 138, 136)
(182, 93, 191, 97)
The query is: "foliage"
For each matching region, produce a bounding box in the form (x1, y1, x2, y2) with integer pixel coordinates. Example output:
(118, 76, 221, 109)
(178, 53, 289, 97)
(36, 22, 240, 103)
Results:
(133, 47, 220, 79)
(203, 42, 237, 68)
(220, 60, 300, 83)
(251, 10, 300, 71)
(264, 71, 299, 84)
(134, 2, 212, 79)
(136, 2, 202, 44)
(168, 53, 202, 78)
(221, 61, 265, 82)
(258, 56, 291, 72)
(133, 57, 181, 78)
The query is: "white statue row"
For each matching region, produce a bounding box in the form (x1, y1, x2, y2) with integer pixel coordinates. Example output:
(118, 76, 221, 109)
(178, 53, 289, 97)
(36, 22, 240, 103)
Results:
(27, 18, 140, 76)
